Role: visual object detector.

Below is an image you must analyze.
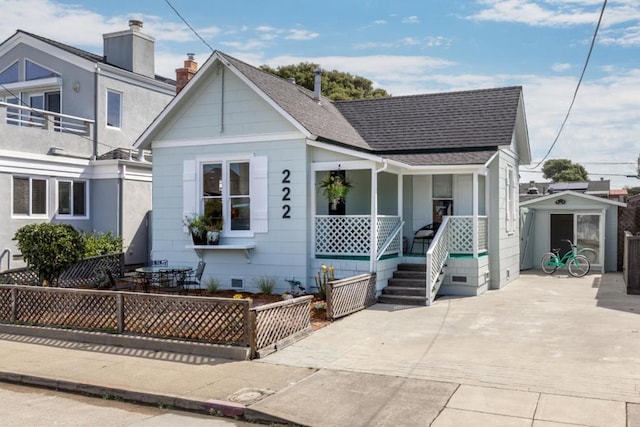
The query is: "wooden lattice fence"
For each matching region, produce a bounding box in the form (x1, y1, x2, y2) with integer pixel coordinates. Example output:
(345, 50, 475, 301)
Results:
(0, 285, 318, 358)
(249, 295, 313, 358)
(0, 253, 123, 288)
(326, 273, 377, 320)
(0, 285, 251, 347)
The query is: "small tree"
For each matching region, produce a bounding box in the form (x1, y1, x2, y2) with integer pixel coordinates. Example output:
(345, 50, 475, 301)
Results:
(81, 231, 123, 257)
(13, 223, 84, 286)
(542, 159, 588, 182)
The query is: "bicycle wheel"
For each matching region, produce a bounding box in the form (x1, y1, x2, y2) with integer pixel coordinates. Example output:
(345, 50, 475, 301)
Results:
(568, 255, 590, 277)
(541, 253, 558, 274)
(578, 248, 598, 264)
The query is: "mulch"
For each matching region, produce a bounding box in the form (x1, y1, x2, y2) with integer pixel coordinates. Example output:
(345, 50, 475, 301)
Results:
(199, 289, 331, 330)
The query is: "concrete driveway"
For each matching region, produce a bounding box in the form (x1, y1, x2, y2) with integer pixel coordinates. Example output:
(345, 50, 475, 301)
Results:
(259, 271, 640, 404)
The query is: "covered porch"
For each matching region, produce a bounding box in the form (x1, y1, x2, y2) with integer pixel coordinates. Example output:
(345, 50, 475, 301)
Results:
(311, 159, 491, 303)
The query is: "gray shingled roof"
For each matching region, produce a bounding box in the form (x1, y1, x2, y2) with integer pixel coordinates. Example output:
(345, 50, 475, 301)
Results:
(219, 52, 370, 151)
(15, 30, 175, 85)
(335, 86, 522, 152)
(384, 150, 497, 166)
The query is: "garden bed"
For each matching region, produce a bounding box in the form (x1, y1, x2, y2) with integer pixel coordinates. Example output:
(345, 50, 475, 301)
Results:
(200, 290, 331, 330)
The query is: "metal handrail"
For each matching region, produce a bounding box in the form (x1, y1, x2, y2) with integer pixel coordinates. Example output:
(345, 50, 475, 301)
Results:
(0, 249, 9, 271)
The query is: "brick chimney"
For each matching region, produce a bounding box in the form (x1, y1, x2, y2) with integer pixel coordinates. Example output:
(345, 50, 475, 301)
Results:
(175, 53, 198, 94)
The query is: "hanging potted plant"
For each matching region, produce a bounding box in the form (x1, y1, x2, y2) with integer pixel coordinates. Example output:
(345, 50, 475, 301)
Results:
(319, 173, 353, 210)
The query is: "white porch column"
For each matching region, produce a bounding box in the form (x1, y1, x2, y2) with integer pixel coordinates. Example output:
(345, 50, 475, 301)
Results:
(473, 171, 479, 258)
(370, 167, 378, 272)
(398, 173, 404, 255)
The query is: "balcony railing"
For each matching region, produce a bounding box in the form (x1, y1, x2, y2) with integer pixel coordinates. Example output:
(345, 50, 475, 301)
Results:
(315, 215, 401, 258)
(0, 102, 94, 137)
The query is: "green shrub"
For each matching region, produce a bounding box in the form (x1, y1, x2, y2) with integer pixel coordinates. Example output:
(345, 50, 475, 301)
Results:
(256, 275, 276, 294)
(205, 277, 220, 293)
(82, 231, 123, 257)
(13, 223, 84, 286)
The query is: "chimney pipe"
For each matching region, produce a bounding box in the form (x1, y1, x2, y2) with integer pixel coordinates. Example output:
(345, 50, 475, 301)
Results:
(313, 67, 322, 102)
(175, 53, 198, 94)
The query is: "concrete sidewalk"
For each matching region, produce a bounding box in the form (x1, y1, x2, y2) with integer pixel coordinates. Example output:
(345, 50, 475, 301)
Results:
(0, 272, 638, 426)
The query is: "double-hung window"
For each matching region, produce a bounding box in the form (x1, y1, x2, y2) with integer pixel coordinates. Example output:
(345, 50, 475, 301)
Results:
(13, 176, 47, 216)
(57, 180, 87, 217)
(202, 160, 251, 233)
(106, 89, 122, 129)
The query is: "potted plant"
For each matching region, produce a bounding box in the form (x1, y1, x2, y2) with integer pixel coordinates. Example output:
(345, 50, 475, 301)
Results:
(184, 213, 214, 245)
(206, 218, 223, 245)
(319, 173, 353, 210)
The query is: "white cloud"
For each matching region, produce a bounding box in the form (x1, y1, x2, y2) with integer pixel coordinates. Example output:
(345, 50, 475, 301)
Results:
(220, 39, 267, 50)
(401, 37, 421, 46)
(285, 29, 319, 40)
(552, 63, 572, 72)
(470, 0, 640, 30)
(373, 20, 387, 25)
(402, 15, 420, 24)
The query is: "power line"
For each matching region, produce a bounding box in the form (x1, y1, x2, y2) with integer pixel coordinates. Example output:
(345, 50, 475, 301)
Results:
(528, 0, 608, 170)
(164, 0, 214, 52)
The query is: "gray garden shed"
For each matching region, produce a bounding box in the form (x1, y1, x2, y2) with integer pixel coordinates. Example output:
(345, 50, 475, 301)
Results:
(520, 190, 625, 273)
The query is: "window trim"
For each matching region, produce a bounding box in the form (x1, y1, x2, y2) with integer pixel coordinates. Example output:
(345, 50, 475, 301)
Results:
(0, 61, 19, 85)
(198, 155, 254, 238)
(55, 179, 89, 219)
(24, 58, 60, 81)
(12, 176, 49, 218)
(106, 89, 122, 129)
(506, 165, 516, 234)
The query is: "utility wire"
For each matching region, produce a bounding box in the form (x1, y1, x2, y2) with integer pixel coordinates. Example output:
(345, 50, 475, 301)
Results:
(164, 0, 214, 52)
(528, 0, 608, 170)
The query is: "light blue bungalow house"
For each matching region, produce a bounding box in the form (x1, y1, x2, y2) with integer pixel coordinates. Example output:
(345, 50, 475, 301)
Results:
(135, 51, 530, 305)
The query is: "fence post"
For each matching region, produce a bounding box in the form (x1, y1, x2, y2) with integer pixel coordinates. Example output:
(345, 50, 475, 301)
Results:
(247, 308, 257, 359)
(326, 281, 334, 320)
(11, 287, 17, 322)
(116, 293, 124, 334)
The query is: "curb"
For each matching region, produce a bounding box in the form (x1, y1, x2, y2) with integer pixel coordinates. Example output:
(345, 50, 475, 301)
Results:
(0, 371, 248, 418)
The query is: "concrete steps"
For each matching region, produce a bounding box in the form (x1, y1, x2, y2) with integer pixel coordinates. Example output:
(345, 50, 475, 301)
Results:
(378, 263, 428, 306)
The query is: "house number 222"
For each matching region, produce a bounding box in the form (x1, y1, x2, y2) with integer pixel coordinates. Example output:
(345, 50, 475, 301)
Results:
(282, 169, 291, 219)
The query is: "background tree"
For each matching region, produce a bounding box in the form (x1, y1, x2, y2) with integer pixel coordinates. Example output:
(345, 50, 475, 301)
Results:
(260, 62, 389, 100)
(13, 223, 84, 286)
(542, 159, 589, 182)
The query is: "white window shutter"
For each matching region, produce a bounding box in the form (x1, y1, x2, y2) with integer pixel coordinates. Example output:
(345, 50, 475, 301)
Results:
(250, 156, 268, 233)
(183, 159, 197, 233)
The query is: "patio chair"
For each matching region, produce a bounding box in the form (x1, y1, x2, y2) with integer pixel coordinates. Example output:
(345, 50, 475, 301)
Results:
(106, 270, 137, 292)
(180, 261, 206, 293)
(151, 259, 168, 266)
(410, 222, 440, 254)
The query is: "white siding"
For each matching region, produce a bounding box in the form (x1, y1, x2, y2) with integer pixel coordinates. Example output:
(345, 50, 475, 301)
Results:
(488, 149, 521, 289)
(157, 69, 297, 142)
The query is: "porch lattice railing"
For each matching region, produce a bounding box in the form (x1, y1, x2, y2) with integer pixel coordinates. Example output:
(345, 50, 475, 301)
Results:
(449, 216, 488, 253)
(315, 215, 401, 257)
(425, 215, 488, 305)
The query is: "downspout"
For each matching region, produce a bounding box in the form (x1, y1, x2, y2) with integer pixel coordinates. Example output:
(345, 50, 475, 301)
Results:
(370, 161, 388, 272)
(93, 64, 100, 160)
(118, 165, 125, 239)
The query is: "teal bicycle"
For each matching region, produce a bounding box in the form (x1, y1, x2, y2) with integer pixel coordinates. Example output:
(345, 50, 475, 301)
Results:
(541, 239, 591, 277)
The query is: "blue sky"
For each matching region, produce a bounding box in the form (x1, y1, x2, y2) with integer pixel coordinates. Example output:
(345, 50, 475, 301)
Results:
(2, 0, 639, 188)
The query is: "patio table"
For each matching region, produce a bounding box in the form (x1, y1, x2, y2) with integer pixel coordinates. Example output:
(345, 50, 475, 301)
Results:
(135, 265, 193, 293)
